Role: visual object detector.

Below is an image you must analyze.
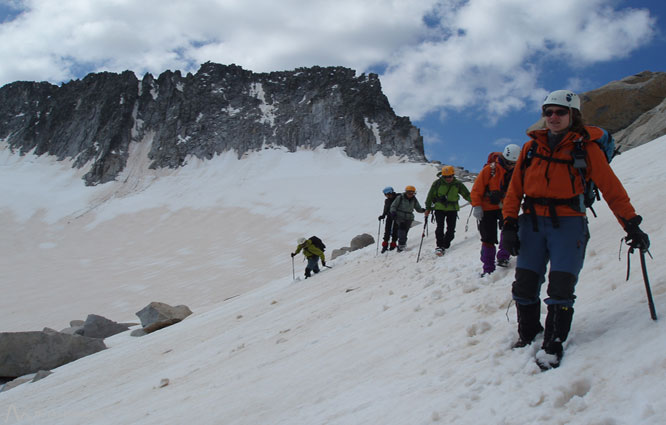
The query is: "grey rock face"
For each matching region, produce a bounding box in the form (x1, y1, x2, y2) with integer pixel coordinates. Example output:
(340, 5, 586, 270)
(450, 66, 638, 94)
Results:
(135, 302, 192, 329)
(74, 314, 130, 339)
(331, 247, 353, 260)
(0, 63, 425, 185)
(0, 331, 106, 378)
(350, 233, 375, 251)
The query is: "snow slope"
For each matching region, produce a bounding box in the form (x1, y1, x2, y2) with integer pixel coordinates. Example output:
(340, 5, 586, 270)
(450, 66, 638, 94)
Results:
(1, 138, 665, 425)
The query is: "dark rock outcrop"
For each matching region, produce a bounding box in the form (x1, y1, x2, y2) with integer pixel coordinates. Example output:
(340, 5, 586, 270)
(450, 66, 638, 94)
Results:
(74, 314, 130, 339)
(350, 233, 375, 251)
(0, 331, 106, 378)
(0, 63, 425, 185)
(131, 302, 192, 336)
(330, 233, 376, 260)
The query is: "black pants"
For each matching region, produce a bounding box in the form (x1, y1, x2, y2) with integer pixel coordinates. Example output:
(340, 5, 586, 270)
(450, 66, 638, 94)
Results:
(478, 209, 503, 244)
(383, 216, 398, 242)
(435, 210, 457, 249)
(396, 220, 413, 245)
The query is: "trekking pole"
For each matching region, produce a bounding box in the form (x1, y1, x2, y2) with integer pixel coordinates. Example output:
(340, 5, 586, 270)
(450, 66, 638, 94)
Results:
(416, 219, 428, 263)
(376, 218, 383, 255)
(291, 256, 295, 280)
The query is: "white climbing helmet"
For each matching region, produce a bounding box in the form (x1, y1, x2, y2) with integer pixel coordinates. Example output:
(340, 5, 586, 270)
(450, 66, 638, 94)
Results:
(502, 144, 521, 162)
(542, 90, 580, 111)
(297, 237, 306, 245)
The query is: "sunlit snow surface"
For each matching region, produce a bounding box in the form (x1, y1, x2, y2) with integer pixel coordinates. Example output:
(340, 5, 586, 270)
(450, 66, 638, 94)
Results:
(1, 138, 664, 424)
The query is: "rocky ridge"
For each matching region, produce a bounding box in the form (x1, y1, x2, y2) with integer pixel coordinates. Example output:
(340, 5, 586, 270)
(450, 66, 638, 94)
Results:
(0, 62, 425, 185)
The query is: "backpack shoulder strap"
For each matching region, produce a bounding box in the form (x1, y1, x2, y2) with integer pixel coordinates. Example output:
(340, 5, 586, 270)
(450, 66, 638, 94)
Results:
(521, 139, 538, 170)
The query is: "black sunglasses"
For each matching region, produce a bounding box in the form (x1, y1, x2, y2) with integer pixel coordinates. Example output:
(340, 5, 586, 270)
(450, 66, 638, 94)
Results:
(543, 109, 569, 117)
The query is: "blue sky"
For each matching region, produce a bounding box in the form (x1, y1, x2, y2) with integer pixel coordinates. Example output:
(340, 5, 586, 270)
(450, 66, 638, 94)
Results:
(1, 0, 664, 172)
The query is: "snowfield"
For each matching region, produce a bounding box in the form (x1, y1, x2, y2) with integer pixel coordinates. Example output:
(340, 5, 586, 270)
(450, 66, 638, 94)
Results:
(1, 138, 665, 425)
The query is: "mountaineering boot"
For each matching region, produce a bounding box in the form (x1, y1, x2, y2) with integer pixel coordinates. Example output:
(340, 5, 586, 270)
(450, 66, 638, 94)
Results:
(536, 304, 574, 370)
(497, 233, 511, 266)
(381, 241, 389, 253)
(481, 243, 496, 275)
(397, 244, 406, 252)
(435, 247, 446, 256)
(304, 268, 312, 279)
(389, 241, 397, 251)
(513, 302, 544, 348)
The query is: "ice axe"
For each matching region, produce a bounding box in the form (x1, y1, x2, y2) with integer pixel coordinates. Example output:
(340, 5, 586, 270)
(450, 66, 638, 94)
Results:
(624, 242, 657, 321)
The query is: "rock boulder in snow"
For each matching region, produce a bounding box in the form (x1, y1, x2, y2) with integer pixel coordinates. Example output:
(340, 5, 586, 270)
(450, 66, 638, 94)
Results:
(331, 247, 353, 260)
(0, 331, 106, 378)
(74, 314, 130, 339)
(134, 302, 192, 335)
(350, 233, 375, 251)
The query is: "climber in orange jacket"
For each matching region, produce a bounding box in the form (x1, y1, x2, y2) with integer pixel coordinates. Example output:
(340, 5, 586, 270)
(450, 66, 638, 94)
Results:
(500, 89, 649, 370)
(470, 145, 520, 276)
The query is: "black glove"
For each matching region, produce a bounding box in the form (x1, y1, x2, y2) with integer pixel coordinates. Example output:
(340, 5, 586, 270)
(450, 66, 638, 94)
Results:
(501, 217, 520, 256)
(378, 215, 385, 221)
(624, 216, 650, 251)
(291, 252, 296, 258)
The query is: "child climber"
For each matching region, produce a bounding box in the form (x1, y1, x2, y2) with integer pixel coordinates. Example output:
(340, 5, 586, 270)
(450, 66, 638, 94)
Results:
(390, 185, 426, 252)
(291, 237, 326, 279)
(470, 144, 520, 276)
(378, 186, 399, 253)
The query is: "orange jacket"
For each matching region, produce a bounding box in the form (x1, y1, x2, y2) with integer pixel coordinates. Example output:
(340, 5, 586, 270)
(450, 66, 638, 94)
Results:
(470, 159, 513, 211)
(503, 126, 637, 227)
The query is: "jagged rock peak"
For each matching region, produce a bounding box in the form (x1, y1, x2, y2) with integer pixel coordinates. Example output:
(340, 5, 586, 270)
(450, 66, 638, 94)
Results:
(0, 62, 425, 185)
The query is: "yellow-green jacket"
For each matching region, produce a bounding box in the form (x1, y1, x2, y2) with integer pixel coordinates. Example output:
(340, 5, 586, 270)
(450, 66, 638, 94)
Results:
(294, 239, 325, 262)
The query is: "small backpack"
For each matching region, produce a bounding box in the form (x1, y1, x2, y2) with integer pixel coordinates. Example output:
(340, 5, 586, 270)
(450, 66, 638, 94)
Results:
(486, 152, 502, 177)
(484, 151, 512, 203)
(309, 236, 326, 252)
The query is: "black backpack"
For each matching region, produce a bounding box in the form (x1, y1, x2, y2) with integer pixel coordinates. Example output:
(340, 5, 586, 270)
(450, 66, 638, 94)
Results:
(309, 236, 326, 252)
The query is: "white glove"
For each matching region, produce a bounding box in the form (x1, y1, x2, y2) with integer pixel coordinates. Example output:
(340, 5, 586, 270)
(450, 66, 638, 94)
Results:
(472, 206, 484, 221)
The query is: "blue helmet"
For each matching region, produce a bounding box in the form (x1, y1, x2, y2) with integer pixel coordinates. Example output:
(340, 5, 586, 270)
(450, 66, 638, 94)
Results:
(382, 186, 395, 194)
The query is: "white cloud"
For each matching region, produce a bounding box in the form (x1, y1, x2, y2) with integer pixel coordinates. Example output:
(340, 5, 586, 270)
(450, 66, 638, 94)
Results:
(381, 0, 656, 120)
(0, 0, 656, 121)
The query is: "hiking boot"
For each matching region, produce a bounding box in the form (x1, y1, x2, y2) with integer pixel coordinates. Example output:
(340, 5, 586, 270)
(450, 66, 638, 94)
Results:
(537, 305, 574, 369)
(497, 258, 510, 267)
(481, 243, 496, 274)
(389, 241, 397, 251)
(397, 245, 406, 252)
(513, 302, 544, 348)
(304, 268, 311, 279)
(381, 246, 388, 253)
(435, 247, 446, 256)
(536, 339, 564, 370)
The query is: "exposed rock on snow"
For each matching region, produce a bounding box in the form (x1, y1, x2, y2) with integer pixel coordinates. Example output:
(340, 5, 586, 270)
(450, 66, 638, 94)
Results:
(0, 331, 106, 378)
(74, 314, 131, 339)
(132, 302, 192, 336)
